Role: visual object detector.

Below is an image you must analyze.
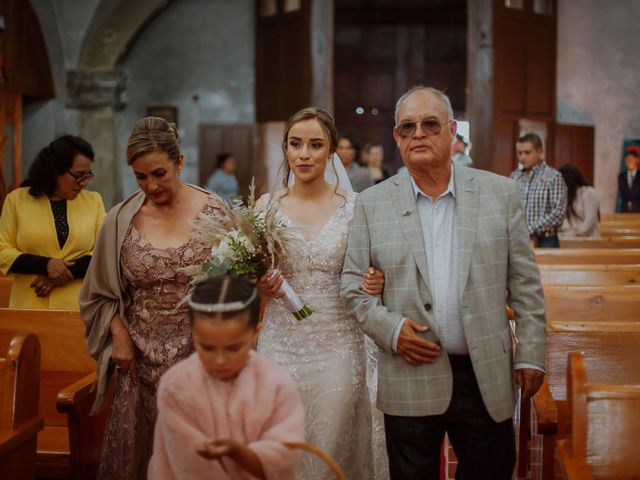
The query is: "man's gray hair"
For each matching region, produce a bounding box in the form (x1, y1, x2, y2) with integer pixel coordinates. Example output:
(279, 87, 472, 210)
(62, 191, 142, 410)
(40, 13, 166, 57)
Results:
(394, 86, 454, 124)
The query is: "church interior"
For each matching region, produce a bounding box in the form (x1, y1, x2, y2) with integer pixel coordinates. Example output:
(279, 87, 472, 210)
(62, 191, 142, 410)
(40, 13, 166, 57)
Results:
(1, 0, 640, 479)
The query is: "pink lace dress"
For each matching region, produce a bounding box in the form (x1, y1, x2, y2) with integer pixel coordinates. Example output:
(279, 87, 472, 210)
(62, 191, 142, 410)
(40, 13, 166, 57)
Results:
(97, 196, 221, 480)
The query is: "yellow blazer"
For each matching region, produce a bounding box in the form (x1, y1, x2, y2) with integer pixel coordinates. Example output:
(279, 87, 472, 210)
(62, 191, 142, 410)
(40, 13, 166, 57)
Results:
(0, 187, 106, 309)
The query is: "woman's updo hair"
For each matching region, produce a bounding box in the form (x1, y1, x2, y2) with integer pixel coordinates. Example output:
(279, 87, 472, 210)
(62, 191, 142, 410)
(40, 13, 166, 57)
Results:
(126, 116, 180, 165)
(21, 135, 94, 197)
(188, 275, 261, 329)
(280, 107, 338, 190)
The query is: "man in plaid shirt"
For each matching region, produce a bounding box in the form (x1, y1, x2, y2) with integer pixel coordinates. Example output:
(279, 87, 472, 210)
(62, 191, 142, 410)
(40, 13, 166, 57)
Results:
(510, 133, 567, 248)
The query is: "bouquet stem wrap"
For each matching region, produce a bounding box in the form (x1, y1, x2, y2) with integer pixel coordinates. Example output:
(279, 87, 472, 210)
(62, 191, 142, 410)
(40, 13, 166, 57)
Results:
(278, 276, 312, 321)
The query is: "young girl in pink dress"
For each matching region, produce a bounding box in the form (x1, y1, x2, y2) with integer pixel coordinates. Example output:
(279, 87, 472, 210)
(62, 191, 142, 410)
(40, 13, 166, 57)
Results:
(148, 276, 305, 480)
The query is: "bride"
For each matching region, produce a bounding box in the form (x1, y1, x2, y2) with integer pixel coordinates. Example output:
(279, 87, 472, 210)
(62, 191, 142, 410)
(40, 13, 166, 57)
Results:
(256, 107, 386, 479)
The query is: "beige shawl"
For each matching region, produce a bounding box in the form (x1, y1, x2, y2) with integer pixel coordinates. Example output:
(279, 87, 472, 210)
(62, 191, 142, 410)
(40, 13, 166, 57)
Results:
(79, 185, 210, 412)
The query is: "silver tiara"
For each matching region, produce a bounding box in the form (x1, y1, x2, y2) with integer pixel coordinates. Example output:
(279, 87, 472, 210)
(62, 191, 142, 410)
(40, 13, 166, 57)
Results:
(187, 286, 258, 314)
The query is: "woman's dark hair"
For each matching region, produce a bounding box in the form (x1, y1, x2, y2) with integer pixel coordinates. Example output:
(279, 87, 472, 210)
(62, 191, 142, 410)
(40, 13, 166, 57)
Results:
(20, 135, 95, 197)
(216, 152, 234, 170)
(188, 275, 261, 329)
(338, 132, 362, 165)
(559, 163, 592, 221)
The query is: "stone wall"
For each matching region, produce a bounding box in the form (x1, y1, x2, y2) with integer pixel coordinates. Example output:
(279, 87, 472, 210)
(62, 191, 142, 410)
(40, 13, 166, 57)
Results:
(557, 0, 640, 212)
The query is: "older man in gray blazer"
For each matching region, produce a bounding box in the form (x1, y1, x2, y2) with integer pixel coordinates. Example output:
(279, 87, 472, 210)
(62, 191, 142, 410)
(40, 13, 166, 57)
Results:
(341, 86, 546, 479)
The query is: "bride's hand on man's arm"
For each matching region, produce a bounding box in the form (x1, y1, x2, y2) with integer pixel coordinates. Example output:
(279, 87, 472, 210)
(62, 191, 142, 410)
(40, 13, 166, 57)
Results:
(361, 267, 384, 295)
(257, 269, 284, 299)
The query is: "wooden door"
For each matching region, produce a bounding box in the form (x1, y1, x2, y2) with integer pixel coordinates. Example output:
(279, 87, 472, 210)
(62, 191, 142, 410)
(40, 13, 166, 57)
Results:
(554, 123, 595, 184)
(334, 0, 467, 171)
(198, 124, 262, 200)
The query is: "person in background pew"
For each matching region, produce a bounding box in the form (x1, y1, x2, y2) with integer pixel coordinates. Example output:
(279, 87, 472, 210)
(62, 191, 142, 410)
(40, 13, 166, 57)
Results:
(510, 133, 567, 248)
(337, 132, 374, 193)
(79, 117, 226, 480)
(558, 164, 600, 238)
(365, 143, 391, 185)
(0, 135, 105, 309)
(148, 275, 305, 480)
(619, 151, 640, 212)
(206, 152, 240, 204)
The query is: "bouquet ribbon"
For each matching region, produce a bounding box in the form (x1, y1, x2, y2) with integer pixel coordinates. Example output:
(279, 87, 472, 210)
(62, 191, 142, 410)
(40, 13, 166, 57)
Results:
(277, 275, 312, 321)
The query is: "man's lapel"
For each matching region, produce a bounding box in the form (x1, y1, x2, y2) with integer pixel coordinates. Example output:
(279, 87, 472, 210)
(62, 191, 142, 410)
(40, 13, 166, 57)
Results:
(454, 164, 479, 295)
(391, 172, 432, 293)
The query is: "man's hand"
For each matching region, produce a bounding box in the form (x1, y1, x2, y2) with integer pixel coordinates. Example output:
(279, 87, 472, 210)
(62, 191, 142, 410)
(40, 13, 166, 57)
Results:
(396, 318, 441, 365)
(515, 368, 545, 401)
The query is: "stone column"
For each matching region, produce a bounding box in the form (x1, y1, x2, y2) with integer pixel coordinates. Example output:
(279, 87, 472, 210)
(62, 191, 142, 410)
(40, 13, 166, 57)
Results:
(66, 68, 127, 208)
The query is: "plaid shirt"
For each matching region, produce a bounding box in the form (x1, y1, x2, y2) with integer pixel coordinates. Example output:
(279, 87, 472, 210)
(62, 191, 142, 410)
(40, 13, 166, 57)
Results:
(510, 162, 567, 237)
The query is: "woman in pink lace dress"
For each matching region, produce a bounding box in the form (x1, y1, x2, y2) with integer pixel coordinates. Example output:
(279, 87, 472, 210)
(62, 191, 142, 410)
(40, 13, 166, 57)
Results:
(80, 117, 225, 479)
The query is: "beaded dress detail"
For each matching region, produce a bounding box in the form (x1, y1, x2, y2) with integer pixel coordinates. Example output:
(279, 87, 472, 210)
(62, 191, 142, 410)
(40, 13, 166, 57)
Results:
(97, 195, 222, 480)
(257, 191, 377, 480)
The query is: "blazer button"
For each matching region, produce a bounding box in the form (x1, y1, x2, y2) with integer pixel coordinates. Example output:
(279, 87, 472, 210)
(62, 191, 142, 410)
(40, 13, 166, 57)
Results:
(424, 303, 432, 311)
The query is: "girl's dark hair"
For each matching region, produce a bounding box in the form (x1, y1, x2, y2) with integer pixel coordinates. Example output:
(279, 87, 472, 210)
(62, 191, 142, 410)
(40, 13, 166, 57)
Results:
(338, 132, 361, 165)
(188, 276, 261, 329)
(559, 163, 592, 221)
(216, 152, 234, 169)
(20, 135, 95, 197)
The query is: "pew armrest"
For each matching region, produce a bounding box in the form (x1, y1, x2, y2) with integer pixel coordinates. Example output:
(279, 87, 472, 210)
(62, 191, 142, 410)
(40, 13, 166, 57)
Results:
(56, 372, 113, 480)
(0, 416, 44, 457)
(533, 377, 558, 435)
(557, 439, 593, 480)
(56, 372, 97, 411)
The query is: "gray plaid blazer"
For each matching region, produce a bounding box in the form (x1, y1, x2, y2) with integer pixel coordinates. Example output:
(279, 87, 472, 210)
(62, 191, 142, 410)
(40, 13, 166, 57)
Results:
(340, 164, 546, 422)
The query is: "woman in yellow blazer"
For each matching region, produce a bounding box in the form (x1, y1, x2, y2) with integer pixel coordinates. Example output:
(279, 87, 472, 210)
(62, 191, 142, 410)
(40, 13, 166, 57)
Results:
(0, 135, 106, 309)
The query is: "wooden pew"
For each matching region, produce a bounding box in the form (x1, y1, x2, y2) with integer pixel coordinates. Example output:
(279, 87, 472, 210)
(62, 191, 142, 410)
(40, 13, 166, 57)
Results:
(557, 351, 640, 479)
(534, 248, 640, 264)
(601, 212, 640, 223)
(0, 276, 13, 307)
(559, 236, 640, 248)
(539, 264, 640, 286)
(0, 308, 113, 479)
(543, 285, 640, 323)
(599, 227, 640, 237)
(0, 331, 44, 479)
(531, 321, 640, 479)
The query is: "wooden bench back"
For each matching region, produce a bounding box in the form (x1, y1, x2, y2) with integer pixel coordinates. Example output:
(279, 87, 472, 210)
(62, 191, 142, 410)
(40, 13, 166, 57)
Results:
(564, 352, 640, 479)
(600, 227, 640, 237)
(534, 248, 640, 264)
(559, 236, 640, 248)
(0, 331, 41, 430)
(0, 309, 94, 427)
(546, 322, 640, 402)
(0, 331, 43, 479)
(0, 276, 13, 308)
(601, 213, 640, 223)
(539, 264, 640, 286)
(0, 309, 93, 372)
(543, 285, 640, 323)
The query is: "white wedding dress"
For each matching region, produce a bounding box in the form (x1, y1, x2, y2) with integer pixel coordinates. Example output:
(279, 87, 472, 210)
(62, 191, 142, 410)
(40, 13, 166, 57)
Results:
(257, 191, 387, 480)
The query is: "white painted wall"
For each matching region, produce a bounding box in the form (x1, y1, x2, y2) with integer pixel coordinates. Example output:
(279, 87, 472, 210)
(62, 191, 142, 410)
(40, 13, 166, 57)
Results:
(557, 0, 640, 212)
